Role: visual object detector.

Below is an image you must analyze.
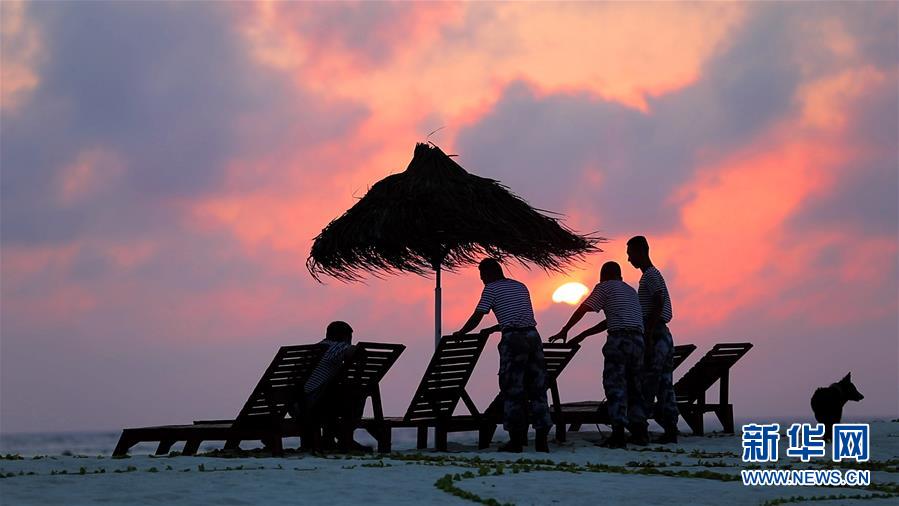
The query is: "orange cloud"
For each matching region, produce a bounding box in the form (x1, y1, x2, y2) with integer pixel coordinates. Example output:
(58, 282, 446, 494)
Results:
(236, 2, 745, 145)
(0, 1, 43, 112)
(192, 3, 749, 296)
(653, 130, 848, 331)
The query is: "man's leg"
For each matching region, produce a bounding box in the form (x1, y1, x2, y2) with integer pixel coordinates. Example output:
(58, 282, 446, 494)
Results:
(317, 388, 341, 451)
(300, 388, 324, 451)
(524, 332, 552, 452)
(601, 335, 628, 448)
(655, 329, 679, 442)
(642, 333, 663, 424)
(336, 385, 370, 452)
(499, 333, 529, 452)
(625, 335, 648, 445)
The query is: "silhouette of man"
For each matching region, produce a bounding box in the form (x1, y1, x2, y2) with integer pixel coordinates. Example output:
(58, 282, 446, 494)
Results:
(549, 261, 648, 448)
(295, 321, 370, 452)
(627, 236, 679, 444)
(454, 258, 552, 453)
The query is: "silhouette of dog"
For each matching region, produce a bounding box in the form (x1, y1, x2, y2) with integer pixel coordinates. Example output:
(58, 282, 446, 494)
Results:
(811, 372, 864, 439)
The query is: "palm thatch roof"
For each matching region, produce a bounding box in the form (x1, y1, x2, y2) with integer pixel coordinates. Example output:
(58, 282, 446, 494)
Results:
(307, 143, 603, 281)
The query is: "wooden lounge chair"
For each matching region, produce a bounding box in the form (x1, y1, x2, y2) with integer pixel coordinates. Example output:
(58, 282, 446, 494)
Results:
(559, 343, 699, 432)
(360, 333, 489, 452)
(331, 342, 406, 453)
(113, 342, 404, 456)
(673, 342, 752, 435)
(469, 342, 582, 448)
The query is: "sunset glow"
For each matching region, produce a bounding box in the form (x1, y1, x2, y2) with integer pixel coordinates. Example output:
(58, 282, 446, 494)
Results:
(551, 282, 590, 305)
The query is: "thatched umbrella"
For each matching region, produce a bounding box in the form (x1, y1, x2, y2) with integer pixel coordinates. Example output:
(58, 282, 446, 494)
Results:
(307, 142, 603, 347)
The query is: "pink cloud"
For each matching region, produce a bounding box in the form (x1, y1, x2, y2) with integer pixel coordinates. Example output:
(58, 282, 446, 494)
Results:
(0, 1, 43, 112)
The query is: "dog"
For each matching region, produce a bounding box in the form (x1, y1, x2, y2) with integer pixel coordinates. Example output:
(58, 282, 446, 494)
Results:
(811, 372, 864, 439)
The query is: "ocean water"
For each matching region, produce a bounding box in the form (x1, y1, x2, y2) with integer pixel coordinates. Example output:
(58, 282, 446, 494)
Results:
(1, 431, 129, 457)
(0, 428, 468, 457)
(2, 415, 875, 457)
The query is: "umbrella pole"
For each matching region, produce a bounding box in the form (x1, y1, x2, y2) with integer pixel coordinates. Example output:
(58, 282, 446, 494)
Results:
(434, 264, 441, 348)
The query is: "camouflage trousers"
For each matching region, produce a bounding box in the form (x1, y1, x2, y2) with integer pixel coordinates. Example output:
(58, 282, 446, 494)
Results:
(498, 328, 552, 432)
(603, 329, 647, 429)
(643, 325, 679, 431)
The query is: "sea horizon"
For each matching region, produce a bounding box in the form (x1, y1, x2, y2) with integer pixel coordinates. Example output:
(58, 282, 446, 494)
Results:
(3, 414, 894, 457)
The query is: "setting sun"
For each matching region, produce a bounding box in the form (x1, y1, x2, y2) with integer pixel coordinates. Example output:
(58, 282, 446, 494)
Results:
(552, 282, 590, 305)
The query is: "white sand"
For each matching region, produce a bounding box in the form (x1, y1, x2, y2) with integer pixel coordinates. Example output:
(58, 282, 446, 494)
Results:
(1, 421, 896, 505)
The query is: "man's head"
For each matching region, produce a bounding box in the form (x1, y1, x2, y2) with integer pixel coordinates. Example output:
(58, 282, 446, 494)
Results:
(626, 236, 651, 269)
(478, 258, 505, 284)
(326, 321, 353, 343)
(599, 261, 623, 282)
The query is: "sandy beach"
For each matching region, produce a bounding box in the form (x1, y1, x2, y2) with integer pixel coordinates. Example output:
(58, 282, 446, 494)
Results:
(2, 421, 897, 505)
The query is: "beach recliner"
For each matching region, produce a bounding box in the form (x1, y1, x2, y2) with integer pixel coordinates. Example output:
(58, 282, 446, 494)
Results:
(113, 342, 405, 456)
(559, 343, 701, 433)
(459, 342, 582, 448)
(672, 342, 753, 434)
(359, 333, 489, 452)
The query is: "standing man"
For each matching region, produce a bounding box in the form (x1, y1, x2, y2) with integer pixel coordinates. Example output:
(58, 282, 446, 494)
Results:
(454, 258, 552, 453)
(627, 236, 679, 444)
(549, 261, 648, 448)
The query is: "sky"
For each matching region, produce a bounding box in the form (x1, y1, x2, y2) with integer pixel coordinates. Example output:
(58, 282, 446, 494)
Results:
(1, 1, 897, 434)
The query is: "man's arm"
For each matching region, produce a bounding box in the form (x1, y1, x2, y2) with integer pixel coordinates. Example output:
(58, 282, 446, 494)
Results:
(548, 303, 590, 343)
(644, 291, 664, 355)
(480, 324, 502, 336)
(569, 319, 608, 345)
(454, 310, 487, 336)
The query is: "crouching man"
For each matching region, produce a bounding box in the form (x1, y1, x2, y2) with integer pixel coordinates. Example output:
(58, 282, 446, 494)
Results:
(293, 321, 370, 453)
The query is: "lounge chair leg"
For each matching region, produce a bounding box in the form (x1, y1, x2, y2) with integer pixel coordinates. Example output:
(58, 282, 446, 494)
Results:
(555, 422, 567, 443)
(549, 383, 565, 443)
(183, 439, 202, 456)
(684, 411, 704, 436)
(435, 426, 448, 452)
(377, 425, 392, 454)
(719, 405, 734, 433)
(267, 437, 284, 456)
(568, 423, 582, 432)
(416, 426, 428, 449)
(155, 439, 176, 455)
(478, 424, 497, 449)
(113, 433, 137, 457)
(224, 439, 241, 450)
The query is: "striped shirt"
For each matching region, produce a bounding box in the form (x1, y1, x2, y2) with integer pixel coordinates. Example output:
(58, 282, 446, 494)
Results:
(638, 266, 673, 324)
(582, 280, 644, 332)
(304, 339, 351, 393)
(475, 278, 537, 330)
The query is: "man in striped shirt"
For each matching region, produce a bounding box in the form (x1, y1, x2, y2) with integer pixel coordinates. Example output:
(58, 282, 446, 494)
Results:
(627, 235, 679, 444)
(454, 258, 552, 453)
(549, 261, 648, 448)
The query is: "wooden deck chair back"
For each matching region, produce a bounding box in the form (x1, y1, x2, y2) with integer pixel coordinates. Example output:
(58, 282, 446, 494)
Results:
(672, 343, 698, 371)
(402, 333, 489, 423)
(674, 343, 752, 403)
(542, 343, 581, 383)
(232, 344, 324, 427)
(482, 342, 580, 417)
(337, 342, 406, 397)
